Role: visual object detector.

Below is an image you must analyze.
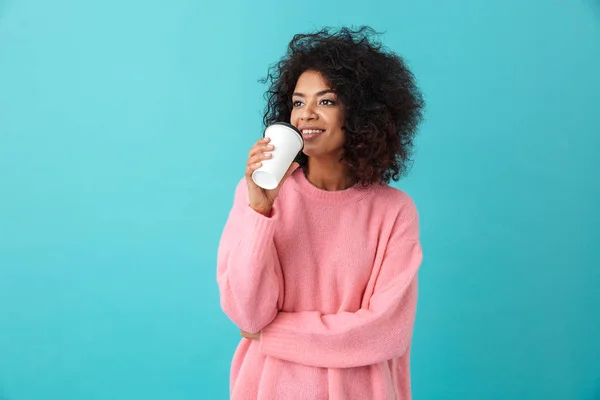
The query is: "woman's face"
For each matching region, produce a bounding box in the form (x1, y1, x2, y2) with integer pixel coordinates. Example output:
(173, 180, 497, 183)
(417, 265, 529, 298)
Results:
(290, 70, 345, 160)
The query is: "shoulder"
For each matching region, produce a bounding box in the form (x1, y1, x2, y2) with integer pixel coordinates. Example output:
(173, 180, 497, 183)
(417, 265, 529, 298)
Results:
(368, 184, 420, 240)
(370, 184, 418, 216)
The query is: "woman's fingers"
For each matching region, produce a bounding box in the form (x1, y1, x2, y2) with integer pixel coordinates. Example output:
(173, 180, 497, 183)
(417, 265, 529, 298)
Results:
(246, 152, 272, 167)
(248, 138, 274, 158)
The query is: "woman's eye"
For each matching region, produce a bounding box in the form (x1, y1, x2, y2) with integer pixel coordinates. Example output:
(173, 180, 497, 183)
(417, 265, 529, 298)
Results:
(292, 101, 303, 107)
(320, 99, 335, 106)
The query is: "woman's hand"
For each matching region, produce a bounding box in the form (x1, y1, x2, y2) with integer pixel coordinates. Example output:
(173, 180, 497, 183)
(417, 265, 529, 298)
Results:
(240, 329, 261, 340)
(245, 137, 300, 217)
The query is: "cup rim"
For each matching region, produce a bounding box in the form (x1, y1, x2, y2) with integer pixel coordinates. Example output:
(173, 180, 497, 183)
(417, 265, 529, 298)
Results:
(263, 122, 304, 151)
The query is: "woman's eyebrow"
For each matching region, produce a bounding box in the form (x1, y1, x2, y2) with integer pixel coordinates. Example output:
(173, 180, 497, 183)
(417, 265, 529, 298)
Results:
(292, 89, 336, 97)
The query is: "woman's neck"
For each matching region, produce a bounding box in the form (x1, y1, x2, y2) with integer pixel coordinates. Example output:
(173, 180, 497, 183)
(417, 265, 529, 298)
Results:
(305, 157, 353, 191)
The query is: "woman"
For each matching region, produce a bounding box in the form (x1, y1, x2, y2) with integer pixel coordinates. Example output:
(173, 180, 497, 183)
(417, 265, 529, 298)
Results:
(217, 26, 425, 400)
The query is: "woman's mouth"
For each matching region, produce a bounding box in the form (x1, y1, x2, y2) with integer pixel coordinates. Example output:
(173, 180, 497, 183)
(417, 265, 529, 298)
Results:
(301, 129, 325, 141)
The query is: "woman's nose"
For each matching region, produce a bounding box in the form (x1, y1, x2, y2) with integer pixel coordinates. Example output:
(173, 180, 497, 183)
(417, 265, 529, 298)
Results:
(300, 103, 318, 120)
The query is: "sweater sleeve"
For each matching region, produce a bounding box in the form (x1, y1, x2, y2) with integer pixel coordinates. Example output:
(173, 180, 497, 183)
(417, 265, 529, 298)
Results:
(260, 205, 422, 369)
(216, 178, 283, 334)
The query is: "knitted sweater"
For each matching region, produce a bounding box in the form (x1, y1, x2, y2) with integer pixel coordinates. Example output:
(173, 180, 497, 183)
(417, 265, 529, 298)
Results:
(217, 169, 423, 400)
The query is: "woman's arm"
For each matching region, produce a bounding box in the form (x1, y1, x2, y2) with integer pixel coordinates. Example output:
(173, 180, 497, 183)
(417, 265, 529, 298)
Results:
(216, 179, 284, 333)
(259, 205, 422, 368)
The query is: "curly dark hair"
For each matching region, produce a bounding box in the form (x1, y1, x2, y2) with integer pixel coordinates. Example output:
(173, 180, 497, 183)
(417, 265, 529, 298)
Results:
(260, 26, 425, 187)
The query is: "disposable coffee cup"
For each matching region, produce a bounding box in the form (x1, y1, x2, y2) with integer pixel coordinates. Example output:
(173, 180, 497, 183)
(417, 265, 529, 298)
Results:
(252, 122, 304, 190)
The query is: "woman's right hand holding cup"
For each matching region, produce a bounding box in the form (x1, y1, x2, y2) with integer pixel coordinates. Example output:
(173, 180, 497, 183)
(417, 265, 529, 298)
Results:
(245, 137, 299, 217)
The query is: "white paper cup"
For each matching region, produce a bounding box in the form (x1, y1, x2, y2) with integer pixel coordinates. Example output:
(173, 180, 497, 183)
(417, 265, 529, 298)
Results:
(252, 122, 304, 190)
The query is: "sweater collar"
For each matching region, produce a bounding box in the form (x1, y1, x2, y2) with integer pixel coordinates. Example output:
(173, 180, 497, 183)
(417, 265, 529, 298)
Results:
(290, 169, 371, 205)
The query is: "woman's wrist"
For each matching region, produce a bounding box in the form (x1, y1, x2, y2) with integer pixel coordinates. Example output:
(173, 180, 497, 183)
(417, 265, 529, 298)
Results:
(250, 205, 272, 217)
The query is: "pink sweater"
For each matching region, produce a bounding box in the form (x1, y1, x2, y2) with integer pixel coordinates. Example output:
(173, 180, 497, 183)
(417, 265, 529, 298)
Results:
(217, 169, 423, 400)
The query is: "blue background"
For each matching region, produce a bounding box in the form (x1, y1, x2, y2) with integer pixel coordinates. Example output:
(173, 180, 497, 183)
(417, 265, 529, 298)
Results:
(1, 0, 599, 399)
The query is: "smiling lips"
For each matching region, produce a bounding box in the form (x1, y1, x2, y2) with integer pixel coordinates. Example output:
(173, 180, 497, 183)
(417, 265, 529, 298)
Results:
(300, 128, 325, 140)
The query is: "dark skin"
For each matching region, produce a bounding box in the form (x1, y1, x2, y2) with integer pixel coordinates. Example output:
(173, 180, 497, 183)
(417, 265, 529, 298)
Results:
(245, 136, 300, 217)
(241, 330, 261, 340)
